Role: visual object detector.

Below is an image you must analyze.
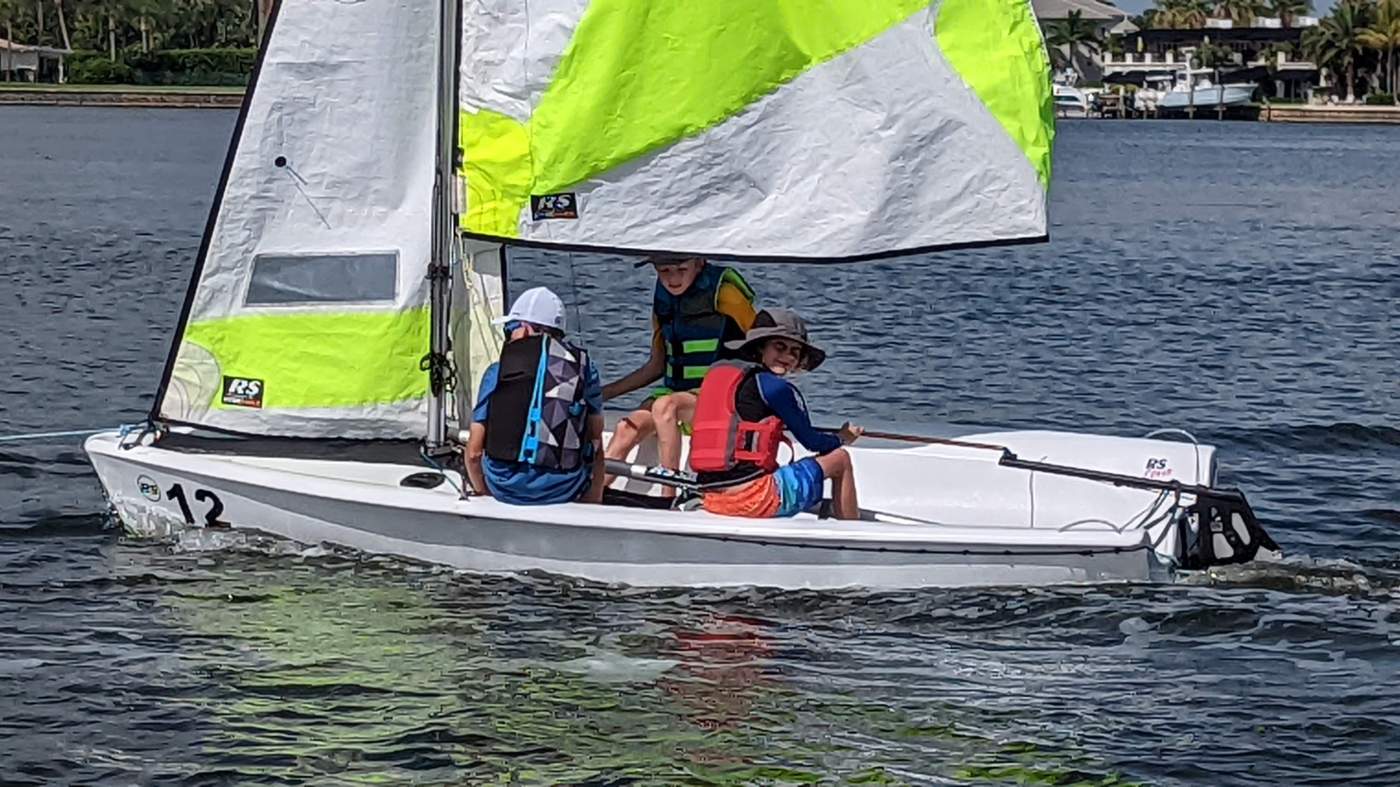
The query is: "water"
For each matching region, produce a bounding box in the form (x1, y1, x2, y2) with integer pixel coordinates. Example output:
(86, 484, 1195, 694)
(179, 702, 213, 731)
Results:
(2, 107, 1398, 784)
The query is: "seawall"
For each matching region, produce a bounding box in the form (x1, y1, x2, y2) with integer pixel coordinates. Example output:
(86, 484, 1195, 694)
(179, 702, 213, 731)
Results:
(1260, 103, 1400, 124)
(0, 87, 243, 109)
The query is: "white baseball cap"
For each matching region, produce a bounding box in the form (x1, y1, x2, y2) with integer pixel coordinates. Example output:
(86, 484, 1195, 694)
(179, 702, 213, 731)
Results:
(492, 286, 566, 331)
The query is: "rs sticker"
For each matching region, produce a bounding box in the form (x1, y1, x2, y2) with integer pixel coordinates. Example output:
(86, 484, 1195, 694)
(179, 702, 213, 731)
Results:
(221, 376, 264, 408)
(531, 193, 579, 220)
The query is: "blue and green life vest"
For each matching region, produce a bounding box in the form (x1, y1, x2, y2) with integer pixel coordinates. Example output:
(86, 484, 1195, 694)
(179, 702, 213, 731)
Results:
(653, 264, 756, 392)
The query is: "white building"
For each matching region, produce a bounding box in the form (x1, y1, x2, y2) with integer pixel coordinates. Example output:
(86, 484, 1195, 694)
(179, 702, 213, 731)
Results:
(0, 39, 70, 83)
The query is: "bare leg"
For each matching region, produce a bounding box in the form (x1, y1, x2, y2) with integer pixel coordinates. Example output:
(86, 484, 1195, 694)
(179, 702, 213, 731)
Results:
(603, 408, 657, 487)
(650, 394, 686, 499)
(815, 448, 859, 521)
(652, 392, 696, 473)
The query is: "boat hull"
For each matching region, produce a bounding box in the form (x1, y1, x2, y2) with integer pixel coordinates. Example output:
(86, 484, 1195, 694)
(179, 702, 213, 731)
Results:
(1159, 84, 1255, 110)
(86, 431, 1179, 589)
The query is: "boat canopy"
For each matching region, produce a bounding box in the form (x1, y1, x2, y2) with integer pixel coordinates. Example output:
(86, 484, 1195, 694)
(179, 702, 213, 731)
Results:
(459, 0, 1054, 261)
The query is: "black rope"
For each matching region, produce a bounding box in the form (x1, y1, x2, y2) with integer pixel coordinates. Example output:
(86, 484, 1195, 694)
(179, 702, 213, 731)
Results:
(420, 351, 457, 396)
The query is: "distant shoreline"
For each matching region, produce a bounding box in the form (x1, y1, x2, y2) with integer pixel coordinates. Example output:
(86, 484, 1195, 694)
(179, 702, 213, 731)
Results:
(0, 85, 243, 109)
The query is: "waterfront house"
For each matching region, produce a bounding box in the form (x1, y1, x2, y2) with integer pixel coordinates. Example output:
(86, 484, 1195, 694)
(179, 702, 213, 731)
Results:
(0, 39, 70, 84)
(1102, 22, 1320, 101)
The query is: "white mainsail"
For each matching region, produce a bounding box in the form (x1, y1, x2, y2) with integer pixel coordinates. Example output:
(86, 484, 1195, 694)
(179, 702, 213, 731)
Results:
(154, 0, 441, 439)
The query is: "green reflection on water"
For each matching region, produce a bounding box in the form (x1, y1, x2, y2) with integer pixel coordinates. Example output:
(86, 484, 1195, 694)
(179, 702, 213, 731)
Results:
(146, 546, 1138, 784)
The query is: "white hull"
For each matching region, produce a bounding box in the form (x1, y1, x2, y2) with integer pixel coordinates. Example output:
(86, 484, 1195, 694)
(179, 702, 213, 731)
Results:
(79, 426, 1233, 589)
(1053, 85, 1091, 118)
(1159, 84, 1255, 110)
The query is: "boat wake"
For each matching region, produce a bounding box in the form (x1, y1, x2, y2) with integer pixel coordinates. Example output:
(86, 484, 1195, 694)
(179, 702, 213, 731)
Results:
(1180, 553, 1400, 598)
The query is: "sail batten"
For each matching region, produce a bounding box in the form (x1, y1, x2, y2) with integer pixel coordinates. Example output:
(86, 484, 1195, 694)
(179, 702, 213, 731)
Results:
(459, 0, 1053, 260)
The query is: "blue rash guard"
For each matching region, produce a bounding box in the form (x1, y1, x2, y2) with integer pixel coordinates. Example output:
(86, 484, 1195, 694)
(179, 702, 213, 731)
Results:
(754, 371, 842, 455)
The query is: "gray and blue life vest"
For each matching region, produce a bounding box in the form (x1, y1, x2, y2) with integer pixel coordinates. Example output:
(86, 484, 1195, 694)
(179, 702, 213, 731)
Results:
(484, 334, 591, 472)
(653, 264, 756, 392)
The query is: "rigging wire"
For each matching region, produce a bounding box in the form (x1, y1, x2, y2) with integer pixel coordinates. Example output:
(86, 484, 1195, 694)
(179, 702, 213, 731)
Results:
(0, 428, 105, 444)
(566, 251, 587, 338)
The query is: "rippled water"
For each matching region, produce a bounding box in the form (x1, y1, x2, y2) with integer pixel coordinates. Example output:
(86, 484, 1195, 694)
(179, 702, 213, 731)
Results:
(2, 107, 1398, 784)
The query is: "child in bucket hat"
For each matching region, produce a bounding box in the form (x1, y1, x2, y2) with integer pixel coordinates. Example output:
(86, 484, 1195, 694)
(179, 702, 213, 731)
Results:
(690, 308, 864, 520)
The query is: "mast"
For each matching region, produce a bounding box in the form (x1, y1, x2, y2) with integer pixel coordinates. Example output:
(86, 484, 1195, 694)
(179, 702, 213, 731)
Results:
(426, 0, 461, 449)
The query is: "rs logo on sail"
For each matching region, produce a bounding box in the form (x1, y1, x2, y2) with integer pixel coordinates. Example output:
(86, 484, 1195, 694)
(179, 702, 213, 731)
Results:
(221, 376, 265, 408)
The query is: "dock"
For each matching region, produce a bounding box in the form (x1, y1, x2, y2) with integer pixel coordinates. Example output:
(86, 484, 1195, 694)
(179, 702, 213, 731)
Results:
(1258, 103, 1400, 124)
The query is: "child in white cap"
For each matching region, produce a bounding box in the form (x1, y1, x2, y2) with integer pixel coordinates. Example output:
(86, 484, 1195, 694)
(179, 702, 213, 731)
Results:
(465, 287, 605, 505)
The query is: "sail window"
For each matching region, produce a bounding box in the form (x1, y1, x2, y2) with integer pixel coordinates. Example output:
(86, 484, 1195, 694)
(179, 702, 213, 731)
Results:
(244, 252, 399, 305)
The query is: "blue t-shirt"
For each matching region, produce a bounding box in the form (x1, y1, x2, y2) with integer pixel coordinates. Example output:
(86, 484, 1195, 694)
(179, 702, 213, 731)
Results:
(474, 356, 604, 505)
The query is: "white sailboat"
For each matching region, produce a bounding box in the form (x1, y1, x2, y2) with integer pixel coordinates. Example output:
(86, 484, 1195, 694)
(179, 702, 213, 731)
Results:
(85, 0, 1278, 589)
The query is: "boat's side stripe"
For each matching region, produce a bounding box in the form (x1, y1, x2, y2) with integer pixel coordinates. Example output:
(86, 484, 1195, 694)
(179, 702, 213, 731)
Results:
(181, 308, 431, 410)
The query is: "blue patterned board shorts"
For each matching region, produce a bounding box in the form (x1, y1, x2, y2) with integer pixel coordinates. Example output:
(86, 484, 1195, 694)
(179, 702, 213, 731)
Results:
(775, 457, 825, 517)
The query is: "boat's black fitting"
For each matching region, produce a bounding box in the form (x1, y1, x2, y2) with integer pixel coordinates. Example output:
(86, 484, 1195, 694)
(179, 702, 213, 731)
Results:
(1177, 488, 1280, 569)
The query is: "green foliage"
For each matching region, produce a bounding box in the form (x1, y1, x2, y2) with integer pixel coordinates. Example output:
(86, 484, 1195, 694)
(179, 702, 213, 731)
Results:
(67, 50, 134, 83)
(1304, 0, 1374, 99)
(5, 0, 257, 53)
(1192, 39, 1237, 68)
(1364, 90, 1396, 101)
(124, 46, 254, 84)
(1045, 10, 1102, 74)
(1149, 0, 1313, 28)
(1215, 0, 1263, 26)
(1358, 0, 1400, 97)
(1150, 0, 1213, 28)
(1268, 0, 1314, 26)
(65, 46, 252, 85)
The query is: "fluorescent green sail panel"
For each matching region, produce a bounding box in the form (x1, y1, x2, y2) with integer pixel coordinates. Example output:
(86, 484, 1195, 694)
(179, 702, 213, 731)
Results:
(182, 309, 430, 410)
(461, 109, 529, 238)
(935, 0, 1055, 185)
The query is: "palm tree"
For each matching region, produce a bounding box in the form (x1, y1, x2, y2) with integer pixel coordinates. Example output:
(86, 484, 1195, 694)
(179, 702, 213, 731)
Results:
(52, 0, 69, 51)
(1214, 0, 1261, 27)
(1193, 39, 1236, 70)
(1304, 1, 1371, 102)
(1155, 0, 1213, 28)
(1359, 0, 1400, 101)
(1, 0, 17, 81)
(1268, 0, 1313, 28)
(1044, 9, 1102, 79)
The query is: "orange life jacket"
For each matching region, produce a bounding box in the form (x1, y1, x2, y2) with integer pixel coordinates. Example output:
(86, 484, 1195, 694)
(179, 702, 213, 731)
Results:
(688, 363, 786, 474)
